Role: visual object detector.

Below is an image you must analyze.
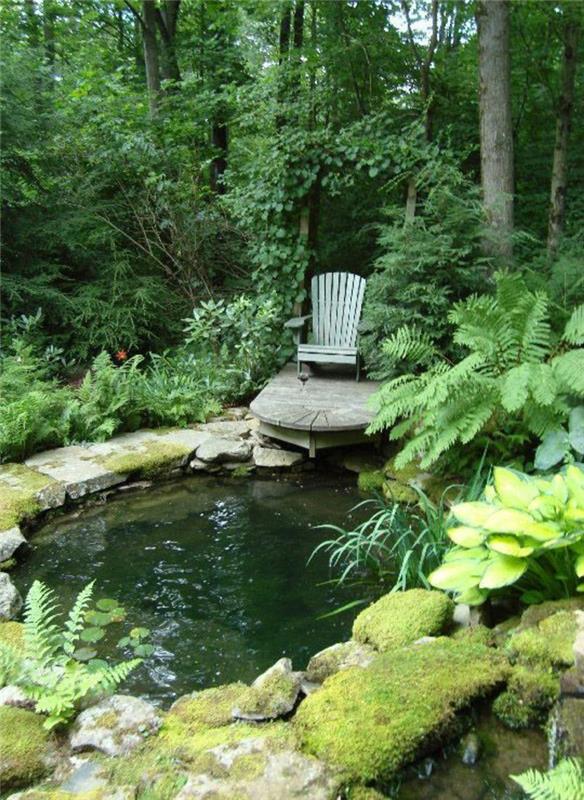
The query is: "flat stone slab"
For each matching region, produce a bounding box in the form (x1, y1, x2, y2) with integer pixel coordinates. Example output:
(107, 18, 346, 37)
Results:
(252, 446, 304, 469)
(0, 464, 66, 512)
(25, 446, 125, 500)
(196, 437, 252, 464)
(200, 420, 256, 439)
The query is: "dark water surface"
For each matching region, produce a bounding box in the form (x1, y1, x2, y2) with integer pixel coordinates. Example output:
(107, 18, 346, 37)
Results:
(14, 475, 362, 705)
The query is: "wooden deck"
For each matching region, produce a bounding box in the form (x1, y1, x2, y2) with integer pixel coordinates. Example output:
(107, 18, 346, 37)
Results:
(250, 363, 381, 456)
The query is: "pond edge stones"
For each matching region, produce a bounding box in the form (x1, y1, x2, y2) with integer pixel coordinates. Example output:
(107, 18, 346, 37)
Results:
(69, 694, 162, 756)
(232, 658, 302, 721)
(0, 571, 23, 621)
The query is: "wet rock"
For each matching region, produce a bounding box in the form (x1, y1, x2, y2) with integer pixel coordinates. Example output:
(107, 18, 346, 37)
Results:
(305, 640, 376, 684)
(196, 437, 252, 464)
(201, 420, 255, 439)
(549, 697, 584, 762)
(0, 571, 23, 620)
(252, 446, 304, 469)
(0, 685, 34, 710)
(232, 658, 301, 721)
(25, 446, 125, 500)
(0, 526, 26, 562)
(174, 736, 339, 800)
(69, 694, 162, 756)
(0, 706, 57, 790)
(560, 668, 584, 698)
(460, 732, 481, 766)
(452, 603, 488, 630)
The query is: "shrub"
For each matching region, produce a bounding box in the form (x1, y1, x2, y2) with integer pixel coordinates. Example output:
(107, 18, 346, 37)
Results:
(428, 465, 584, 605)
(368, 272, 584, 471)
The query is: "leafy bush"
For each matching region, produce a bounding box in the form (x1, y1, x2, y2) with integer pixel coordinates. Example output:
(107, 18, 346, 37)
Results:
(360, 159, 488, 378)
(0, 581, 142, 729)
(369, 272, 584, 470)
(511, 758, 584, 800)
(535, 405, 584, 470)
(428, 466, 584, 606)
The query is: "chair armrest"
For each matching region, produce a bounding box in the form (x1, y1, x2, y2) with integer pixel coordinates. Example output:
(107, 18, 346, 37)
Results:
(284, 315, 311, 329)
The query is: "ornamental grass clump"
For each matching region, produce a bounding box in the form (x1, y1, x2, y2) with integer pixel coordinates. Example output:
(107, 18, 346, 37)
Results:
(428, 465, 584, 605)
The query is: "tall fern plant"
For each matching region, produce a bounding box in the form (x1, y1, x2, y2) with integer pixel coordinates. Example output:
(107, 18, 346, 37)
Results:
(369, 273, 584, 470)
(0, 581, 141, 729)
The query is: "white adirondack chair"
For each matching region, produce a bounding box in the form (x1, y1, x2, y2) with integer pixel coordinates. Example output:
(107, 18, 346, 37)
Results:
(285, 272, 366, 381)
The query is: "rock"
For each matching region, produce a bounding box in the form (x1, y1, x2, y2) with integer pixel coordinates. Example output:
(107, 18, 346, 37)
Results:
(460, 732, 481, 766)
(560, 668, 584, 698)
(0, 464, 66, 532)
(452, 603, 488, 629)
(224, 407, 249, 421)
(232, 658, 301, 721)
(189, 457, 221, 472)
(550, 697, 584, 762)
(573, 611, 584, 672)
(252, 446, 304, 469)
(492, 665, 559, 730)
(294, 638, 509, 783)
(0, 621, 24, 649)
(25, 446, 125, 500)
(414, 636, 438, 645)
(69, 694, 162, 756)
(0, 706, 56, 790)
(0, 572, 23, 620)
(174, 736, 339, 800)
(305, 640, 376, 684)
(169, 683, 249, 728)
(515, 597, 584, 632)
(340, 449, 383, 474)
(201, 420, 254, 439)
(196, 437, 252, 464)
(352, 589, 454, 653)
(0, 526, 26, 562)
(0, 685, 34, 710)
(506, 610, 580, 668)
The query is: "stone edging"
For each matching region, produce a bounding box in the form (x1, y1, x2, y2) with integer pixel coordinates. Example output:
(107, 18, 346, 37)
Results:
(0, 408, 310, 585)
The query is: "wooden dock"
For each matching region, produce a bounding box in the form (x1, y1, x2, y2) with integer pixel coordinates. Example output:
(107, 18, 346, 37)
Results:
(250, 363, 381, 456)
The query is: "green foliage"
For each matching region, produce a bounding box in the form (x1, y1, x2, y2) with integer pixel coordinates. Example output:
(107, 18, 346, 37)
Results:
(369, 273, 584, 470)
(0, 580, 141, 729)
(511, 758, 584, 800)
(535, 405, 584, 470)
(428, 465, 584, 605)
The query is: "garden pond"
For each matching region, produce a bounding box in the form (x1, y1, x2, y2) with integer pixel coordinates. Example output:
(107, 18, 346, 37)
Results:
(14, 475, 362, 705)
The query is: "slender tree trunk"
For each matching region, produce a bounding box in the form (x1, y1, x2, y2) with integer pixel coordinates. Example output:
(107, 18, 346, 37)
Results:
(210, 123, 228, 194)
(476, 0, 514, 261)
(156, 0, 182, 84)
(547, 11, 580, 259)
(142, 0, 161, 116)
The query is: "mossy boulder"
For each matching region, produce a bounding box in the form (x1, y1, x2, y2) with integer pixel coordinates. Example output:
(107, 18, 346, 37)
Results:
(357, 471, 386, 494)
(100, 441, 192, 479)
(352, 589, 454, 653)
(492, 665, 559, 730)
(294, 638, 509, 783)
(169, 683, 249, 729)
(0, 620, 24, 650)
(506, 610, 579, 668)
(305, 640, 376, 684)
(232, 658, 301, 721)
(0, 464, 65, 530)
(516, 598, 584, 631)
(0, 706, 55, 789)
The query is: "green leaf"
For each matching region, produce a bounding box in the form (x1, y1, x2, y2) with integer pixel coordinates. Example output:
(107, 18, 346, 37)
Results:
(133, 643, 155, 657)
(80, 627, 105, 643)
(117, 637, 131, 648)
(479, 555, 527, 589)
(482, 508, 537, 535)
(86, 611, 113, 626)
(534, 429, 570, 471)
(493, 467, 538, 510)
(568, 406, 584, 455)
(455, 587, 488, 606)
(428, 559, 485, 591)
(130, 627, 150, 641)
(73, 647, 97, 662)
(447, 526, 484, 548)
(575, 553, 584, 578)
(487, 535, 534, 557)
(450, 502, 495, 528)
(96, 598, 120, 612)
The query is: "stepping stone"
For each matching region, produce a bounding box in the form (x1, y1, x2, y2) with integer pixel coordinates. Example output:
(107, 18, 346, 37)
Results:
(25, 446, 126, 500)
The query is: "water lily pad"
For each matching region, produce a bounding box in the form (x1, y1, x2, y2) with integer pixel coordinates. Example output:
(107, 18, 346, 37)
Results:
(73, 647, 97, 662)
(96, 598, 120, 612)
(80, 627, 105, 643)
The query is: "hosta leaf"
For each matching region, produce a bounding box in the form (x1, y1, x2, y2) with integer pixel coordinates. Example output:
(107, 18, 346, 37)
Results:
(574, 554, 584, 578)
(534, 429, 569, 471)
(443, 546, 490, 562)
(550, 474, 568, 504)
(483, 509, 536, 535)
(528, 494, 561, 520)
(479, 555, 527, 589)
(521, 520, 563, 542)
(569, 406, 584, 454)
(487, 535, 534, 557)
(455, 586, 488, 606)
(450, 502, 495, 528)
(447, 526, 485, 548)
(428, 559, 485, 591)
(565, 465, 584, 505)
(565, 501, 584, 524)
(493, 467, 538, 510)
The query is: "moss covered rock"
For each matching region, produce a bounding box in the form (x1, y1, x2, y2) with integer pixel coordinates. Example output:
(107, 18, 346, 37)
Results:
(506, 610, 579, 668)
(492, 666, 559, 730)
(517, 598, 584, 631)
(352, 589, 454, 653)
(305, 640, 376, 684)
(294, 638, 509, 783)
(0, 464, 65, 531)
(101, 441, 192, 479)
(232, 658, 301, 721)
(357, 471, 386, 494)
(0, 620, 24, 650)
(169, 683, 249, 729)
(0, 706, 55, 789)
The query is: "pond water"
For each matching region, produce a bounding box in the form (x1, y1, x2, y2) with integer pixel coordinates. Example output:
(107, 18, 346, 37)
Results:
(14, 475, 362, 706)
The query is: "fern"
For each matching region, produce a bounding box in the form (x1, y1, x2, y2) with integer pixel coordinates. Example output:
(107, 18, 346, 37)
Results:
(563, 304, 584, 345)
(1, 581, 141, 729)
(511, 758, 584, 800)
(370, 273, 584, 470)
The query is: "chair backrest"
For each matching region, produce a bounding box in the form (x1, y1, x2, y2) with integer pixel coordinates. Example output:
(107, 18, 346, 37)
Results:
(311, 272, 366, 348)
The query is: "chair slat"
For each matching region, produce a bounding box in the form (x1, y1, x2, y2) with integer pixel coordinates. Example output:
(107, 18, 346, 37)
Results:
(311, 272, 366, 350)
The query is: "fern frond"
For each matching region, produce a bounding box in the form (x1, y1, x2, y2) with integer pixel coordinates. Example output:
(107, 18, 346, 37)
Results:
(511, 757, 584, 800)
(62, 580, 95, 655)
(381, 325, 438, 366)
(501, 364, 531, 412)
(518, 291, 551, 363)
(23, 581, 62, 667)
(563, 304, 584, 345)
(552, 350, 584, 396)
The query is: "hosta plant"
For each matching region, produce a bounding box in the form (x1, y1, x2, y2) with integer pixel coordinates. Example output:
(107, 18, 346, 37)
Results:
(0, 581, 146, 729)
(428, 466, 584, 605)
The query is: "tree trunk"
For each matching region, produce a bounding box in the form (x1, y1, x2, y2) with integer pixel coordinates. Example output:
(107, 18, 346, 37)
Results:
(547, 11, 580, 259)
(210, 122, 228, 194)
(476, 0, 514, 261)
(142, 0, 161, 115)
(155, 0, 182, 84)
(276, 1, 292, 129)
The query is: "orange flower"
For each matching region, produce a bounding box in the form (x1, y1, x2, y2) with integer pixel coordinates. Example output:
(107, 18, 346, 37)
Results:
(115, 349, 128, 363)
